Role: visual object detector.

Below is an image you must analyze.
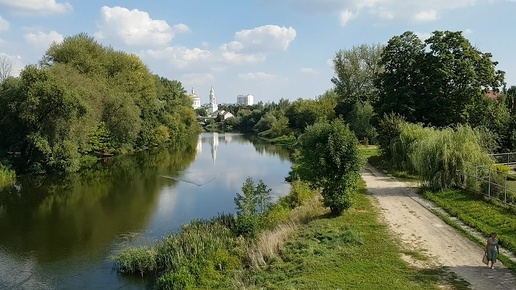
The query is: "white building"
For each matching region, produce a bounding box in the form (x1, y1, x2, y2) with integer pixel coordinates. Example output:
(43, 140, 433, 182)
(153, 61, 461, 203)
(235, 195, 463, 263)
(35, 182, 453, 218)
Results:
(189, 88, 201, 109)
(208, 86, 218, 114)
(237, 94, 254, 106)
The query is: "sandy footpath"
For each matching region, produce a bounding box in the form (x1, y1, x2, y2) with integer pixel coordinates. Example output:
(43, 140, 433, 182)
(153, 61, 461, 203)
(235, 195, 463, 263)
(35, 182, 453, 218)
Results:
(362, 163, 516, 290)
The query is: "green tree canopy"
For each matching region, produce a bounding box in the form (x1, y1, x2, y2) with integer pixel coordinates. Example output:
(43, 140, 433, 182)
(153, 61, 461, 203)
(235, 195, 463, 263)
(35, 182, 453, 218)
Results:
(296, 120, 363, 214)
(375, 30, 505, 127)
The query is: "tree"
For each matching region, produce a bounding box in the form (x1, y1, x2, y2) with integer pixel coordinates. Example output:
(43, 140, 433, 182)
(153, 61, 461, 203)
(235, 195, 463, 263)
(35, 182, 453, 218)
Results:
(0, 55, 14, 83)
(332, 44, 384, 118)
(296, 120, 363, 214)
(234, 177, 272, 238)
(375, 31, 426, 122)
(347, 101, 377, 144)
(376, 30, 505, 127)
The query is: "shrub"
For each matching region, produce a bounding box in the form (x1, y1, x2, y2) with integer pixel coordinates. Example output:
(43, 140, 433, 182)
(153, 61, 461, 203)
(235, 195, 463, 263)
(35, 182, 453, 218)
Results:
(296, 120, 363, 214)
(234, 177, 273, 238)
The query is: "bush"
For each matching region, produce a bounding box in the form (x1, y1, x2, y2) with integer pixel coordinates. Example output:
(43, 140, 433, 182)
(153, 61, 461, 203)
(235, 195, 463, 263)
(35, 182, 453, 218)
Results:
(234, 177, 273, 238)
(296, 120, 363, 214)
(377, 113, 405, 160)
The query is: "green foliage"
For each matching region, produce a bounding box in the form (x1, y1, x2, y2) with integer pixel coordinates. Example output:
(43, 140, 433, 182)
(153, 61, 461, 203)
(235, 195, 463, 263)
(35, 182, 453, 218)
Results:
(347, 101, 377, 144)
(332, 44, 384, 118)
(285, 97, 335, 133)
(376, 113, 406, 160)
(280, 180, 315, 209)
(376, 30, 505, 127)
(115, 247, 157, 276)
(234, 177, 273, 238)
(383, 120, 495, 190)
(0, 33, 200, 173)
(296, 120, 364, 214)
(0, 163, 15, 188)
(246, 183, 451, 289)
(115, 220, 243, 289)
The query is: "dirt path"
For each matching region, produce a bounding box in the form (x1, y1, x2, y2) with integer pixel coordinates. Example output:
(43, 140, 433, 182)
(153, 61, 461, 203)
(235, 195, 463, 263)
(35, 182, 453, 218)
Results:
(362, 164, 516, 290)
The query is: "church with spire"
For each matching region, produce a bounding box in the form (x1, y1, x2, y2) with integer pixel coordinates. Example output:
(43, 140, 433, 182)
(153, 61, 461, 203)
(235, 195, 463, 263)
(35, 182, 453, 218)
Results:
(188, 86, 218, 115)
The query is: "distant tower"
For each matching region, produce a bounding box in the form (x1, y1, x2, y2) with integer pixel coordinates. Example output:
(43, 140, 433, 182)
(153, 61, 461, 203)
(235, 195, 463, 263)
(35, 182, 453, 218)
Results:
(209, 86, 218, 114)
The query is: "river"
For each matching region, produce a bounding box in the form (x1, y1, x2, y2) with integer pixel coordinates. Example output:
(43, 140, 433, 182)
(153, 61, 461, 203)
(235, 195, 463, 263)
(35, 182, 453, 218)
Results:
(0, 132, 292, 289)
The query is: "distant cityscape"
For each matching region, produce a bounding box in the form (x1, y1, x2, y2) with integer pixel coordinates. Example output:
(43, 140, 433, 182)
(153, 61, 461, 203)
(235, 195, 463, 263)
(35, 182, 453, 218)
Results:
(188, 87, 254, 111)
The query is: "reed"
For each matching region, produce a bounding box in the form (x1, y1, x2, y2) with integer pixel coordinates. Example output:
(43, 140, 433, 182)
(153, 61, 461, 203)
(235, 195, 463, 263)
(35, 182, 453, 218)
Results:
(0, 164, 15, 188)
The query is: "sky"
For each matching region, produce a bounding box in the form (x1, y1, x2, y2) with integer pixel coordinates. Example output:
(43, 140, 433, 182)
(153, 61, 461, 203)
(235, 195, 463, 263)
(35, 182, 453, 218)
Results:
(0, 0, 515, 105)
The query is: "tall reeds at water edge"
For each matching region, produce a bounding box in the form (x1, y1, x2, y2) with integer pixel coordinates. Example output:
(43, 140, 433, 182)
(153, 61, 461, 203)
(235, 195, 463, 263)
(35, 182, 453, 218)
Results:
(0, 164, 15, 188)
(385, 122, 494, 190)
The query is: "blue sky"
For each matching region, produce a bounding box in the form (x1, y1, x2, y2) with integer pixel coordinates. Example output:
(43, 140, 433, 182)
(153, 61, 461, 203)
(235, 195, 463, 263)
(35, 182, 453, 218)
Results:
(0, 0, 515, 105)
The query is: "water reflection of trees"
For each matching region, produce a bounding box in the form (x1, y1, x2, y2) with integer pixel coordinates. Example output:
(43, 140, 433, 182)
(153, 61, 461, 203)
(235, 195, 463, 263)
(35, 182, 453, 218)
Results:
(245, 136, 291, 162)
(0, 137, 197, 263)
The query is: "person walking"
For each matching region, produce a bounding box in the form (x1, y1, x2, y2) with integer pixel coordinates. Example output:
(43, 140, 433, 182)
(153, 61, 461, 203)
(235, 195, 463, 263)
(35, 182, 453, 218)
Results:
(485, 232, 500, 269)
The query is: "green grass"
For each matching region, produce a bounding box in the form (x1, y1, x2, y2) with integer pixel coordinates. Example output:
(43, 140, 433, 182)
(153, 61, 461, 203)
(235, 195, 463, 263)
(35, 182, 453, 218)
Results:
(244, 183, 467, 289)
(359, 145, 379, 159)
(421, 188, 516, 270)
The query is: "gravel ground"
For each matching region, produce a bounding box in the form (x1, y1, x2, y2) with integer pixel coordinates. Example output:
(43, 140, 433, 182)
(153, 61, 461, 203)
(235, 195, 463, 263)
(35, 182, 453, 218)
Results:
(362, 163, 516, 290)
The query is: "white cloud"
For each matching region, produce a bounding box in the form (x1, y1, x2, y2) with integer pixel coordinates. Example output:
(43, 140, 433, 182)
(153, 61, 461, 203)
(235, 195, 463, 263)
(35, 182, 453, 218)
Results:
(464, 28, 473, 35)
(24, 30, 64, 48)
(239, 72, 277, 81)
(301, 67, 318, 74)
(144, 46, 212, 68)
(144, 24, 293, 72)
(181, 73, 215, 86)
(339, 9, 356, 26)
(96, 6, 174, 47)
(0, 16, 9, 32)
(0, 0, 71, 15)
(220, 51, 265, 64)
(414, 10, 438, 22)
(172, 23, 191, 34)
(232, 25, 297, 52)
(265, 0, 496, 24)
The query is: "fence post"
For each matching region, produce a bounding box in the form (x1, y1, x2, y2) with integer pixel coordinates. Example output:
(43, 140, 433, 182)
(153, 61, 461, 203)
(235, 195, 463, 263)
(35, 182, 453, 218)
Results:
(505, 172, 508, 204)
(488, 168, 491, 197)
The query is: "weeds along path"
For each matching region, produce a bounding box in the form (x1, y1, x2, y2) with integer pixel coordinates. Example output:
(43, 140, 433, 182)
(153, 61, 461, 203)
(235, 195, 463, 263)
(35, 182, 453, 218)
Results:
(362, 163, 516, 290)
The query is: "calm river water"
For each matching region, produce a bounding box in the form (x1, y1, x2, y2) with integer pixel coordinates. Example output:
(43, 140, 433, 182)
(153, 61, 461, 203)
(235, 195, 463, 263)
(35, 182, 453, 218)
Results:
(0, 132, 292, 289)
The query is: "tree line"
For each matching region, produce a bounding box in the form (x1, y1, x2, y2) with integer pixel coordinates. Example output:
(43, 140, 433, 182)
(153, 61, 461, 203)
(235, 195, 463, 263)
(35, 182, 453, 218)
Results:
(219, 30, 515, 153)
(0, 33, 200, 174)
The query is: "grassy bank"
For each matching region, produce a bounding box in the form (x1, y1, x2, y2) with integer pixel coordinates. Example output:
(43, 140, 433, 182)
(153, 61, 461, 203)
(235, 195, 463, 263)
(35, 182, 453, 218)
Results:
(243, 183, 462, 289)
(422, 188, 516, 267)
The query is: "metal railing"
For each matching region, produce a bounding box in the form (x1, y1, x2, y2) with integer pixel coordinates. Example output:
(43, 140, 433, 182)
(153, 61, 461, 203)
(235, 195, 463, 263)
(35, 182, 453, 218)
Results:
(490, 152, 516, 165)
(463, 163, 516, 206)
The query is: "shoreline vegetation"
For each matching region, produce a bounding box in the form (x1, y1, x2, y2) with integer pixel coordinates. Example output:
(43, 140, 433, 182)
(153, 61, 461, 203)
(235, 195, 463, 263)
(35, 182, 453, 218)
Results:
(2, 29, 516, 289)
(112, 145, 463, 289)
(0, 163, 15, 188)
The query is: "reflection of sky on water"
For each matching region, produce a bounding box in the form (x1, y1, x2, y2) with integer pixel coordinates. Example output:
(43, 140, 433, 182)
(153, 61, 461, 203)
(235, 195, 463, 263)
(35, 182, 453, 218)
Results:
(0, 132, 292, 289)
(147, 133, 292, 238)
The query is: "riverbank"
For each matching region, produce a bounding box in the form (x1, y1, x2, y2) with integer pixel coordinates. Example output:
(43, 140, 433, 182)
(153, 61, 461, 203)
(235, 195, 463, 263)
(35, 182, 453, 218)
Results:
(242, 181, 464, 289)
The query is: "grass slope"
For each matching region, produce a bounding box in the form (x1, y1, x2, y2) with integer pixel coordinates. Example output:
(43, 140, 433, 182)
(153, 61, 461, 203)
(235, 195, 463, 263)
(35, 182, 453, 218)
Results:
(246, 184, 452, 290)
